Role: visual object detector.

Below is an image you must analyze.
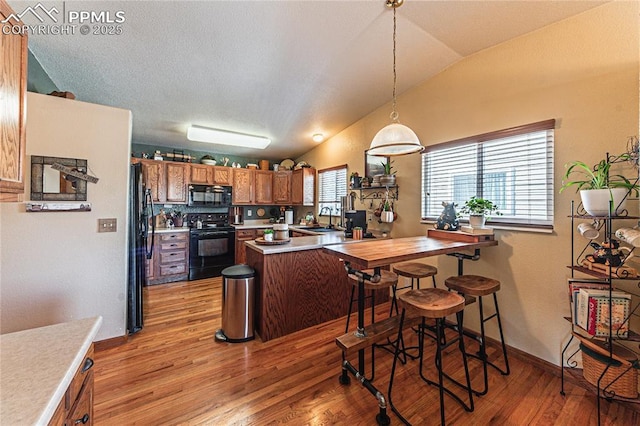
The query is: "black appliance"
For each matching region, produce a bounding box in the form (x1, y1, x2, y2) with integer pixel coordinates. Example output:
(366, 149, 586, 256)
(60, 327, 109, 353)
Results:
(344, 210, 375, 239)
(188, 185, 232, 208)
(127, 163, 155, 335)
(188, 213, 236, 280)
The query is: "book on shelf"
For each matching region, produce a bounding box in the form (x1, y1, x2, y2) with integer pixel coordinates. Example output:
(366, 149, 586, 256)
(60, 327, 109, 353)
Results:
(459, 225, 494, 235)
(575, 288, 631, 338)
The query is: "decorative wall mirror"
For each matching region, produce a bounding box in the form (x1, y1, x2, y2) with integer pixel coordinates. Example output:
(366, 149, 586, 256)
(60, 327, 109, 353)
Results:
(31, 156, 88, 201)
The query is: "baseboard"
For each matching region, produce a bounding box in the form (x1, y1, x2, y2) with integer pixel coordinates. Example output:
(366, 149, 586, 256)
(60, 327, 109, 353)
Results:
(95, 334, 128, 351)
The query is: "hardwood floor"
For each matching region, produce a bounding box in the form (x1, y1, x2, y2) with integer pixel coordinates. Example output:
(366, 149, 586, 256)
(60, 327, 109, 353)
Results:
(94, 278, 639, 425)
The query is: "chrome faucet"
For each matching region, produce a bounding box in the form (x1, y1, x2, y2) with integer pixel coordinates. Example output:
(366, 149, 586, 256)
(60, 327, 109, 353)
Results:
(320, 206, 334, 229)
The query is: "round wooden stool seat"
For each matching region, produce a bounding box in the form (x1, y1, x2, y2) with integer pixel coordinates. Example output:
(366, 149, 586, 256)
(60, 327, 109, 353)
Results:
(393, 262, 437, 278)
(444, 275, 500, 297)
(398, 288, 465, 319)
(348, 269, 398, 290)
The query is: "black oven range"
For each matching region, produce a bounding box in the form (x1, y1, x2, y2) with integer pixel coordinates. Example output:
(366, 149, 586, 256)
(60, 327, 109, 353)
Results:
(187, 213, 235, 280)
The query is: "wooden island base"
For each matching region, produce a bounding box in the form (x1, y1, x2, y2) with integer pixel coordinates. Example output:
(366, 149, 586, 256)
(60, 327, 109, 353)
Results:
(246, 246, 387, 342)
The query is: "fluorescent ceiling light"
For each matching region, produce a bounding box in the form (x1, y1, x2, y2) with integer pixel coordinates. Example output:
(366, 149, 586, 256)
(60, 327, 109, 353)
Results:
(187, 125, 271, 149)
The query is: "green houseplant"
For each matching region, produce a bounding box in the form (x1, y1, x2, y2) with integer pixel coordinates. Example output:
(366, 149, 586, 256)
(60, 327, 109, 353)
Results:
(263, 228, 274, 242)
(379, 160, 396, 187)
(459, 196, 502, 228)
(560, 154, 639, 216)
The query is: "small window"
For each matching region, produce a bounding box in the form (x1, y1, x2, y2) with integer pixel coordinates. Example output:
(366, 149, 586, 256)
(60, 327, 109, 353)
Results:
(421, 120, 555, 229)
(318, 165, 347, 217)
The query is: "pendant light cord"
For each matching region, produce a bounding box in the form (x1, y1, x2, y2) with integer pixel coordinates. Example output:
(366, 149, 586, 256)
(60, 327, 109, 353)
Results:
(390, 6, 399, 123)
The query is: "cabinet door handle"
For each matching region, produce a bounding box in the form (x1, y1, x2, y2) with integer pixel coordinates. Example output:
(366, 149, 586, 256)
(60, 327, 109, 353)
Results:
(75, 414, 90, 424)
(81, 357, 94, 373)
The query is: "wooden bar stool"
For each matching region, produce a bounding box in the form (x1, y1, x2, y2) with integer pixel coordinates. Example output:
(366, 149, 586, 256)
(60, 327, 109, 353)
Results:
(388, 288, 474, 426)
(444, 275, 510, 396)
(391, 262, 438, 315)
(344, 269, 401, 380)
(345, 269, 398, 333)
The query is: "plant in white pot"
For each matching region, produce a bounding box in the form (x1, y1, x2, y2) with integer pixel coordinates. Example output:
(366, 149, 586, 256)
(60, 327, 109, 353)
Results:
(560, 154, 638, 216)
(459, 196, 502, 228)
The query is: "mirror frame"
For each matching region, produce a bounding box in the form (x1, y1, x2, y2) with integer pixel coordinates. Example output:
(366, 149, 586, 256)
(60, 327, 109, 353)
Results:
(31, 155, 88, 201)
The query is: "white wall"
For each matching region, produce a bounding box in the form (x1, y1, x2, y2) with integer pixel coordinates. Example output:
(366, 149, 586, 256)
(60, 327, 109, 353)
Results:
(300, 1, 639, 366)
(0, 93, 132, 341)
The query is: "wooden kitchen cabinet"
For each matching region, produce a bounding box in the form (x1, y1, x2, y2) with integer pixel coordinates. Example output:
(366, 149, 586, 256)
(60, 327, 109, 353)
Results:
(132, 159, 188, 204)
(255, 170, 273, 204)
(213, 166, 232, 185)
(190, 164, 212, 184)
(147, 231, 189, 285)
(165, 162, 188, 203)
(134, 159, 164, 203)
(235, 228, 266, 264)
(273, 171, 291, 204)
(292, 168, 315, 206)
(0, 0, 28, 202)
(49, 344, 95, 426)
(232, 168, 254, 204)
(190, 164, 232, 185)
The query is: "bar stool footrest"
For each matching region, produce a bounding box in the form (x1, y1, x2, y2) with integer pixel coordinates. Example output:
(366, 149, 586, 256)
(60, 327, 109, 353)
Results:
(336, 315, 422, 356)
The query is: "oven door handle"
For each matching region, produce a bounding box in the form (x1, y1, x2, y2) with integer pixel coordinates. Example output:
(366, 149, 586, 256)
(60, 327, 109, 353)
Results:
(197, 231, 232, 238)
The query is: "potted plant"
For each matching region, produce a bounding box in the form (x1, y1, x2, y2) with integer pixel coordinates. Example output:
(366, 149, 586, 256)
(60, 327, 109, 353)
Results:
(379, 160, 396, 187)
(459, 196, 502, 228)
(380, 200, 394, 223)
(560, 154, 639, 216)
(169, 209, 185, 227)
(263, 228, 274, 242)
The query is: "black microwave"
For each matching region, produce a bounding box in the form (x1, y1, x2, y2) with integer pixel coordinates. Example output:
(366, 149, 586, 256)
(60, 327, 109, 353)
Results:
(188, 185, 232, 207)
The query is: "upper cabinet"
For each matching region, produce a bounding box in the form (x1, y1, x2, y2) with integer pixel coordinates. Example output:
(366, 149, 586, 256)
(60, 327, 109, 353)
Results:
(164, 162, 188, 203)
(292, 168, 315, 206)
(273, 171, 291, 204)
(132, 159, 188, 204)
(190, 164, 232, 186)
(232, 168, 254, 204)
(0, 0, 28, 202)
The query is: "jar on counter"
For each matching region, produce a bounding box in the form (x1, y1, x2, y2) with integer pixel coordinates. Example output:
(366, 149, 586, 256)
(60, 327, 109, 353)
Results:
(273, 223, 289, 240)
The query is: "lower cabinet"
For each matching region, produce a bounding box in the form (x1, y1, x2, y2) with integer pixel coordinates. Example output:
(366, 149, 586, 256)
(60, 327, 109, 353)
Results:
(235, 228, 266, 264)
(49, 344, 94, 426)
(147, 231, 189, 285)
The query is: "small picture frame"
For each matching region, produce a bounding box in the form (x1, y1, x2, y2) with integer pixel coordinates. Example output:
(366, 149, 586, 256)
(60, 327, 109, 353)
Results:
(365, 150, 389, 178)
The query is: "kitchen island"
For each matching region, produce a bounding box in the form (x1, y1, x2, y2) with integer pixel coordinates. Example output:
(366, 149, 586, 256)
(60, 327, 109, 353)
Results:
(0, 316, 102, 425)
(245, 232, 382, 341)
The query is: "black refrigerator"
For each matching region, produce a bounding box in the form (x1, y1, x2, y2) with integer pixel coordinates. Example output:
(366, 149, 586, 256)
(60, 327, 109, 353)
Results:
(127, 163, 154, 334)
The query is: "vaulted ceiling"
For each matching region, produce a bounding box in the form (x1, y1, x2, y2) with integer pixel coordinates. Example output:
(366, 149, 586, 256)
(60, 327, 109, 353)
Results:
(15, 0, 606, 160)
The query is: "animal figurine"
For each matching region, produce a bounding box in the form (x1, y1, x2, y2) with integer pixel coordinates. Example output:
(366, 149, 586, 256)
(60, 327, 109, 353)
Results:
(586, 239, 631, 267)
(434, 201, 459, 231)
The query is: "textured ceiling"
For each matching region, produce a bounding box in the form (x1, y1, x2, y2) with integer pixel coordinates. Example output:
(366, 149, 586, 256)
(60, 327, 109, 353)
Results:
(12, 0, 606, 160)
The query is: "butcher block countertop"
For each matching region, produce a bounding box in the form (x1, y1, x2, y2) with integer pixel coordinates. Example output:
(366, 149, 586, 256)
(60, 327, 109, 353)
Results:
(323, 235, 498, 268)
(0, 316, 102, 425)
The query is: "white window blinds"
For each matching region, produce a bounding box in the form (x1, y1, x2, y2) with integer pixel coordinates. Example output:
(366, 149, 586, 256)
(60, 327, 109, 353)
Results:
(318, 165, 347, 216)
(421, 120, 555, 228)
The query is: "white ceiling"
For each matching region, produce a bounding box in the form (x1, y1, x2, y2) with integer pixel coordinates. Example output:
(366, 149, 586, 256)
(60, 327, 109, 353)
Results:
(13, 0, 606, 160)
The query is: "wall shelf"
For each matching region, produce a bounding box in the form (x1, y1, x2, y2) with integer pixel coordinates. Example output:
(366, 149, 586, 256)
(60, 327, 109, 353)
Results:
(355, 186, 399, 202)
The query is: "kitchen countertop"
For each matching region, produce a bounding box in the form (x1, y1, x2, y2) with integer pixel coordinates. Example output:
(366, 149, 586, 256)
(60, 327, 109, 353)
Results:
(245, 231, 369, 254)
(0, 316, 103, 425)
(154, 227, 189, 233)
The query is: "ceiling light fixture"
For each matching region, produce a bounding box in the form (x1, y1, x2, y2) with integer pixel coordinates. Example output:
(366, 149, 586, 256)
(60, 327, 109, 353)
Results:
(312, 133, 324, 143)
(368, 0, 424, 157)
(187, 125, 271, 149)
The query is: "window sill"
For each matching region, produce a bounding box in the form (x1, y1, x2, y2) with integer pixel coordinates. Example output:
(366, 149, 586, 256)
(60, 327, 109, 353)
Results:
(420, 220, 553, 234)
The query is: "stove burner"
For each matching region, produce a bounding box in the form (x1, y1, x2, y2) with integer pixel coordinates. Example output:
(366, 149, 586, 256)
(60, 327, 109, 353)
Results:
(186, 213, 230, 230)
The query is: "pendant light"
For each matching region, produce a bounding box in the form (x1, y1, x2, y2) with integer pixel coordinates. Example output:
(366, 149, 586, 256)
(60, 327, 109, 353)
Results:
(368, 0, 424, 157)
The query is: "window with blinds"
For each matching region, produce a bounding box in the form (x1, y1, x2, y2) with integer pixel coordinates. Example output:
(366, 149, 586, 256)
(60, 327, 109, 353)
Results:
(421, 120, 555, 229)
(318, 165, 347, 217)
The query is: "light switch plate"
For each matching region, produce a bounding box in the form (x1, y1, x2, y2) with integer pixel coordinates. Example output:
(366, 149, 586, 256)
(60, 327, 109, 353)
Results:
(98, 218, 117, 233)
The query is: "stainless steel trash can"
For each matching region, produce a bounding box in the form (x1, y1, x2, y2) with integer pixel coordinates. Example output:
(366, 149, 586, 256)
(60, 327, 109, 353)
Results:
(215, 264, 255, 342)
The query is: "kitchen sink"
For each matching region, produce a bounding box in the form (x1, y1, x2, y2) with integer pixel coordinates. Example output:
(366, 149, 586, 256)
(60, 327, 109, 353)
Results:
(297, 227, 338, 233)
